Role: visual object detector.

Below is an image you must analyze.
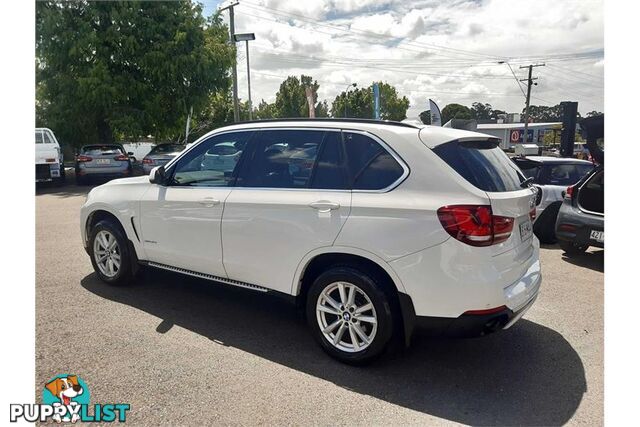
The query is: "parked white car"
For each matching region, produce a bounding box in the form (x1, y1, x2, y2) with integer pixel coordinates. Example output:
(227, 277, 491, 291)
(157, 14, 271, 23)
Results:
(81, 119, 541, 364)
(511, 156, 594, 243)
(36, 127, 65, 184)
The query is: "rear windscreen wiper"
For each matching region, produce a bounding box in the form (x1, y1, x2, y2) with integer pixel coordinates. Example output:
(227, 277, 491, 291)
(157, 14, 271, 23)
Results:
(520, 177, 534, 188)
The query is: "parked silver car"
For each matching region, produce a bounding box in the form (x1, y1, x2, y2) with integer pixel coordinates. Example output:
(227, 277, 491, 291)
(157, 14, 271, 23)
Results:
(142, 143, 186, 174)
(75, 144, 133, 185)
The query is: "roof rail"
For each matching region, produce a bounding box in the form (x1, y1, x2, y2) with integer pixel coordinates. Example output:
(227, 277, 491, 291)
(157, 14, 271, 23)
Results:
(230, 117, 420, 129)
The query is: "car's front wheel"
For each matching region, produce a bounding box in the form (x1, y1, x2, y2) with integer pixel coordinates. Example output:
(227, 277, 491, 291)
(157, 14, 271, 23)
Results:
(88, 219, 134, 286)
(306, 266, 394, 365)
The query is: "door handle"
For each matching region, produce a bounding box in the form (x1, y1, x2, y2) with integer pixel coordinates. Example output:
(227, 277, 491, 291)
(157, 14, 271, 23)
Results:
(199, 198, 220, 207)
(309, 200, 340, 212)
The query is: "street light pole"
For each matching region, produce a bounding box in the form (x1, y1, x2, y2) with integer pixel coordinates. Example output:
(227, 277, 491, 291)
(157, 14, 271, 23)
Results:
(245, 40, 252, 120)
(234, 33, 256, 121)
(218, 1, 240, 122)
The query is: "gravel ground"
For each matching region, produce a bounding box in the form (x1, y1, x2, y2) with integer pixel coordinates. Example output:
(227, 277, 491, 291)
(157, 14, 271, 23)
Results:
(36, 178, 603, 426)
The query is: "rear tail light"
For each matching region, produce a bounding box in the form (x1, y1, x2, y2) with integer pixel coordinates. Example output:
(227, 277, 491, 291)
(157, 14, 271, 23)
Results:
(529, 208, 536, 222)
(142, 158, 154, 165)
(437, 205, 514, 247)
(76, 155, 92, 162)
(114, 154, 129, 161)
(45, 158, 56, 163)
(566, 185, 576, 199)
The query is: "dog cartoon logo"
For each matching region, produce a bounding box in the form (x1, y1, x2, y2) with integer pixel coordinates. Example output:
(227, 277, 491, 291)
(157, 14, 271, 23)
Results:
(43, 374, 90, 423)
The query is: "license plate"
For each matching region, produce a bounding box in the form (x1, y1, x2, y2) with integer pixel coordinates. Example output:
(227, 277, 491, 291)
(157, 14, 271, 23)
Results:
(519, 220, 533, 241)
(590, 230, 604, 243)
(96, 159, 111, 165)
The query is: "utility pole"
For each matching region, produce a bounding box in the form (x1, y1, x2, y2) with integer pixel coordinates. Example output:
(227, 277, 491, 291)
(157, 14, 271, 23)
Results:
(234, 33, 256, 120)
(219, 1, 240, 122)
(519, 63, 545, 143)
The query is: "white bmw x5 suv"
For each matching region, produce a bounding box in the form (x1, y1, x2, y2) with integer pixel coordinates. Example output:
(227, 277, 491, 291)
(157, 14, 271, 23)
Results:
(81, 119, 541, 364)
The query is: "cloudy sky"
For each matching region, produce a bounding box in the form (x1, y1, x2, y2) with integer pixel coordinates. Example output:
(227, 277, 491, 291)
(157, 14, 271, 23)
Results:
(202, 0, 603, 119)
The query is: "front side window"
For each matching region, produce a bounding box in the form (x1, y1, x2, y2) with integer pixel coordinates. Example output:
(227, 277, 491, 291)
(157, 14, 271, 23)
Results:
(343, 132, 404, 190)
(238, 129, 325, 188)
(171, 132, 252, 187)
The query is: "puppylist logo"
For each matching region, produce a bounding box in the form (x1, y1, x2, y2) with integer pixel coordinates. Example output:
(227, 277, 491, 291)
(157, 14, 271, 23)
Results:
(9, 374, 130, 423)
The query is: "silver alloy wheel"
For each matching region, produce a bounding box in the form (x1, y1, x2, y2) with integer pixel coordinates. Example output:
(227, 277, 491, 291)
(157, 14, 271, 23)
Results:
(316, 281, 378, 353)
(93, 230, 121, 278)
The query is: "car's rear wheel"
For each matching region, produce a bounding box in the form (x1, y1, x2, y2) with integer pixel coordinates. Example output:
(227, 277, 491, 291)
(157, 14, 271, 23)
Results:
(306, 266, 394, 365)
(88, 220, 134, 286)
(559, 240, 588, 255)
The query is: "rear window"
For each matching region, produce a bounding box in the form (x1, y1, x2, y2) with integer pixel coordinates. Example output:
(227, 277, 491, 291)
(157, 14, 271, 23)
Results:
(81, 145, 124, 156)
(433, 140, 523, 192)
(539, 163, 593, 186)
(151, 144, 185, 154)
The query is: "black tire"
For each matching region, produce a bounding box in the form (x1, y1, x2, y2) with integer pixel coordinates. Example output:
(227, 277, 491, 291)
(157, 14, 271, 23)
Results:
(306, 266, 395, 365)
(88, 219, 135, 286)
(533, 203, 561, 244)
(559, 240, 588, 255)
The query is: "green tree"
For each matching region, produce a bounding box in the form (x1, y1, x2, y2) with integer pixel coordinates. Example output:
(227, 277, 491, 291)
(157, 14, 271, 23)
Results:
(586, 110, 603, 117)
(419, 110, 431, 124)
(254, 99, 277, 120)
(470, 102, 494, 120)
(442, 103, 472, 123)
(273, 75, 321, 118)
(36, 1, 234, 147)
(331, 82, 409, 120)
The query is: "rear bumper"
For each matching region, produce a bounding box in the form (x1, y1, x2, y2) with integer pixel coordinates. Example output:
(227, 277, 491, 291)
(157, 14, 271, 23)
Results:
(36, 163, 61, 181)
(414, 293, 538, 338)
(555, 203, 604, 247)
(76, 167, 131, 179)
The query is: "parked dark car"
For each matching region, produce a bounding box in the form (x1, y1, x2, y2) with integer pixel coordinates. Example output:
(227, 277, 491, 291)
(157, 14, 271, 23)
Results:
(555, 165, 604, 254)
(75, 144, 134, 185)
(142, 143, 187, 174)
(511, 156, 594, 243)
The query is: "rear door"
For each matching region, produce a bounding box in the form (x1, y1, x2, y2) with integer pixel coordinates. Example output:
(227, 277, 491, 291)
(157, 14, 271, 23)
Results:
(221, 128, 351, 293)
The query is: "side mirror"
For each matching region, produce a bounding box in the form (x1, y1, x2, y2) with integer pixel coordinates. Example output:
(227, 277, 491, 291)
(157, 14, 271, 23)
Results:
(127, 151, 134, 156)
(149, 165, 166, 185)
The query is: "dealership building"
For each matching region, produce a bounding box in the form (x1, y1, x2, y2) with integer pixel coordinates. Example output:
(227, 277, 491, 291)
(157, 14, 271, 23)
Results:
(477, 122, 562, 150)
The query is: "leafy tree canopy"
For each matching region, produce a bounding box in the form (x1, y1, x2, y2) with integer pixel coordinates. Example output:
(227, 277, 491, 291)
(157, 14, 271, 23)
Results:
(331, 82, 409, 120)
(441, 103, 472, 123)
(36, 0, 234, 147)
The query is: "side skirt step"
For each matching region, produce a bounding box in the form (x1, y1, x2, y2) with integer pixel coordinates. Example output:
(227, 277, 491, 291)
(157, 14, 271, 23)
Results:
(144, 261, 269, 293)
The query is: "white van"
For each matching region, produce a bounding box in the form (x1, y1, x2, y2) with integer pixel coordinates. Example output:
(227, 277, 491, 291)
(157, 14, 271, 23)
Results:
(36, 128, 65, 184)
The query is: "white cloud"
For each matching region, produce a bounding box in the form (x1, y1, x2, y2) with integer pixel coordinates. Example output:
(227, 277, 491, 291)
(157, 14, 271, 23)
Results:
(224, 0, 603, 118)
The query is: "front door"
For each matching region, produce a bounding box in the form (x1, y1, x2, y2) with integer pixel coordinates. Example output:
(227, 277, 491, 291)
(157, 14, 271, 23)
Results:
(139, 131, 253, 277)
(222, 129, 351, 293)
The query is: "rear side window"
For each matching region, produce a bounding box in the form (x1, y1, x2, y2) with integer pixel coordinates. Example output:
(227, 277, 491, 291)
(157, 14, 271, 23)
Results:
(81, 145, 125, 156)
(433, 140, 522, 192)
(343, 132, 404, 190)
(310, 131, 348, 190)
(35, 130, 44, 144)
(539, 163, 594, 186)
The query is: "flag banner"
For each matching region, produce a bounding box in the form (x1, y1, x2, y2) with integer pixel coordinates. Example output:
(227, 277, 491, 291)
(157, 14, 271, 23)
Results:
(429, 99, 442, 126)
